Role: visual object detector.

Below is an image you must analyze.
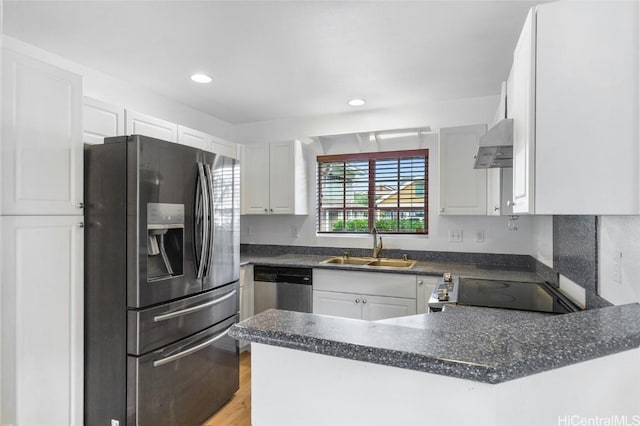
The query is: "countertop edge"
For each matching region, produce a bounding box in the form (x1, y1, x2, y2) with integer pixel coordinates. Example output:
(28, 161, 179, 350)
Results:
(230, 304, 640, 384)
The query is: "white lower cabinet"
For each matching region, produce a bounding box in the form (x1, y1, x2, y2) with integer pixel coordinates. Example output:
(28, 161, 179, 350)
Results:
(313, 290, 362, 320)
(1, 215, 84, 426)
(312, 269, 416, 320)
(239, 265, 254, 351)
(313, 291, 416, 321)
(361, 295, 416, 320)
(416, 275, 439, 314)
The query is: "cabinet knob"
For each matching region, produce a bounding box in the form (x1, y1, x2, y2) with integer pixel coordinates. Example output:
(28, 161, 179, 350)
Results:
(418, 280, 423, 286)
(355, 298, 360, 304)
(78, 222, 84, 228)
(264, 208, 268, 213)
(269, 208, 274, 213)
(494, 206, 500, 212)
(440, 208, 445, 213)
(362, 299, 367, 304)
(507, 201, 515, 207)
(76, 202, 84, 209)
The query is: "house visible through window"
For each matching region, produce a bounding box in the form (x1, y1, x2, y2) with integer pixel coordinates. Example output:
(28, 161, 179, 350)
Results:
(317, 149, 428, 234)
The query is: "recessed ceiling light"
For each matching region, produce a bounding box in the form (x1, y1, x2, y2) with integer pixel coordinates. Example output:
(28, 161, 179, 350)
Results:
(348, 98, 366, 107)
(191, 73, 212, 84)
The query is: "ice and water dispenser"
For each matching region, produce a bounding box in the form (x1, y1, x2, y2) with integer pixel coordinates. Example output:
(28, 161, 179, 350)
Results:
(147, 203, 184, 281)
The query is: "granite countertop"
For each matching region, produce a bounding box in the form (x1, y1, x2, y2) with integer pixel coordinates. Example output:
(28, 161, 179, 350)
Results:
(240, 254, 543, 282)
(229, 303, 640, 384)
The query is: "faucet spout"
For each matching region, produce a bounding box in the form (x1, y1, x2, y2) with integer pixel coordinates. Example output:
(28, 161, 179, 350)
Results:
(371, 227, 383, 258)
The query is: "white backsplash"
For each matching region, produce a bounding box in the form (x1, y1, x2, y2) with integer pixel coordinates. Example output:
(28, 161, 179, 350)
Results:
(599, 215, 640, 304)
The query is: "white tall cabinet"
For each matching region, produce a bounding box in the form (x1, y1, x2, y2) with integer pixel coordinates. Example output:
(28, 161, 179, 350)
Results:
(1, 47, 84, 425)
(1, 216, 84, 426)
(509, 2, 639, 215)
(241, 140, 308, 215)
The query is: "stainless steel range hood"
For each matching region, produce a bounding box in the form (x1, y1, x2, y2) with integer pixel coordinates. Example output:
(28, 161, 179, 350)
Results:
(473, 118, 513, 169)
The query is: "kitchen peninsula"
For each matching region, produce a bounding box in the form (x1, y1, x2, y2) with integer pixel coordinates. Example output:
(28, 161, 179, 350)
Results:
(230, 304, 640, 426)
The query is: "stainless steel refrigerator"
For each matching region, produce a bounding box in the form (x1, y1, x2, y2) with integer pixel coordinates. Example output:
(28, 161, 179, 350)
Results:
(84, 135, 240, 425)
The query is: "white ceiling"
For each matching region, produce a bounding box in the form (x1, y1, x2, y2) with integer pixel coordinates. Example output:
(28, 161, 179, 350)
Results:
(3, 0, 545, 124)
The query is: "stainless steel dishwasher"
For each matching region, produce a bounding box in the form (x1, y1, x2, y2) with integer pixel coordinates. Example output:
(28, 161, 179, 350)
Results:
(253, 266, 312, 314)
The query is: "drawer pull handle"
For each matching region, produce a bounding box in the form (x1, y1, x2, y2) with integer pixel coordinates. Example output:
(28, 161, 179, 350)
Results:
(153, 326, 232, 367)
(153, 290, 237, 322)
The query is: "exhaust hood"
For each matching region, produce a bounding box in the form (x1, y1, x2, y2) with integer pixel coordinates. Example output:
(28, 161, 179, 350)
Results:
(473, 118, 513, 169)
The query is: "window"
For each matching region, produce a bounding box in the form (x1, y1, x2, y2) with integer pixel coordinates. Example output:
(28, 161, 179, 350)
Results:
(317, 149, 428, 234)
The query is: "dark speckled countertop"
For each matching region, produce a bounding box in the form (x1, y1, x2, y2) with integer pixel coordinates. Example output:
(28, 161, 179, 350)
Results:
(240, 254, 543, 282)
(229, 304, 640, 384)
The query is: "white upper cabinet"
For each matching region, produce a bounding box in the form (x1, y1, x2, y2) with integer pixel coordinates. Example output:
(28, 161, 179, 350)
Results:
(125, 109, 178, 142)
(1, 48, 84, 215)
(241, 140, 308, 215)
(509, 2, 639, 215)
(210, 136, 238, 159)
(177, 124, 210, 150)
(83, 97, 125, 145)
(439, 124, 487, 215)
(508, 10, 536, 215)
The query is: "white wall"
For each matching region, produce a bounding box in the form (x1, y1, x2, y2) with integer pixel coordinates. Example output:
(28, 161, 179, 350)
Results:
(0, 36, 236, 142)
(599, 216, 640, 305)
(238, 97, 533, 255)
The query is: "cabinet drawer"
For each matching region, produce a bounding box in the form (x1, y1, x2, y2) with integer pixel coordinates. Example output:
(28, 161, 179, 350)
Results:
(313, 269, 416, 298)
(127, 282, 239, 355)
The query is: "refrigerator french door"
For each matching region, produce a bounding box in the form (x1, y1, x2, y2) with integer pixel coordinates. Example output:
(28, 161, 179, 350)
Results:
(85, 135, 240, 426)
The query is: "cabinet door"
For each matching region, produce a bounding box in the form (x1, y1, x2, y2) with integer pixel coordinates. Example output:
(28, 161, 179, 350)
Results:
(312, 290, 362, 320)
(1, 49, 83, 215)
(241, 144, 270, 214)
(83, 97, 124, 145)
(1, 216, 84, 426)
(438, 125, 487, 215)
(361, 295, 416, 321)
(211, 136, 238, 159)
(416, 275, 438, 314)
(239, 265, 254, 322)
(486, 168, 502, 216)
(535, 2, 638, 214)
(268, 141, 296, 214)
(124, 109, 178, 142)
(177, 125, 210, 150)
(509, 9, 536, 214)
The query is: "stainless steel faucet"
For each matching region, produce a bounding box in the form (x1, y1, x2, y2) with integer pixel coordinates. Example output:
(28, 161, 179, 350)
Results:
(371, 226, 383, 258)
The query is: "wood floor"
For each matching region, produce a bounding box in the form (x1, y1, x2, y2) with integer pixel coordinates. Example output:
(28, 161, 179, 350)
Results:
(204, 351, 252, 426)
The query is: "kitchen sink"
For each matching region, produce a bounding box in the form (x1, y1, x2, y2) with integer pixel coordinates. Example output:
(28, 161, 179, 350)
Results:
(320, 256, 417, 269)
(366, 258, 418, 268)
(322, 257, 375, 266)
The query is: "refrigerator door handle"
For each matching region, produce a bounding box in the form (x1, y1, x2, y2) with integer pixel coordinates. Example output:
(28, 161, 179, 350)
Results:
(152, 290, 237, 322)
(152, 326, 232, 368)
(203, 163, 215, 277)
(195, 162, 210, 279)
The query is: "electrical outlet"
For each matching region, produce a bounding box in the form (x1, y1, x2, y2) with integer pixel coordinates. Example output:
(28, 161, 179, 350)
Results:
(448, 229, 463, 242)
(247, 226, 253, 235)
(475, 230, 484, 243)
(612, 251, 622, 284)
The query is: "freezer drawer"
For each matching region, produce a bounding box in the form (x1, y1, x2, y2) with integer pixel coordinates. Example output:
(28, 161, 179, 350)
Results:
(127, 281, 239, 355)
(127, 315, 239, 426)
